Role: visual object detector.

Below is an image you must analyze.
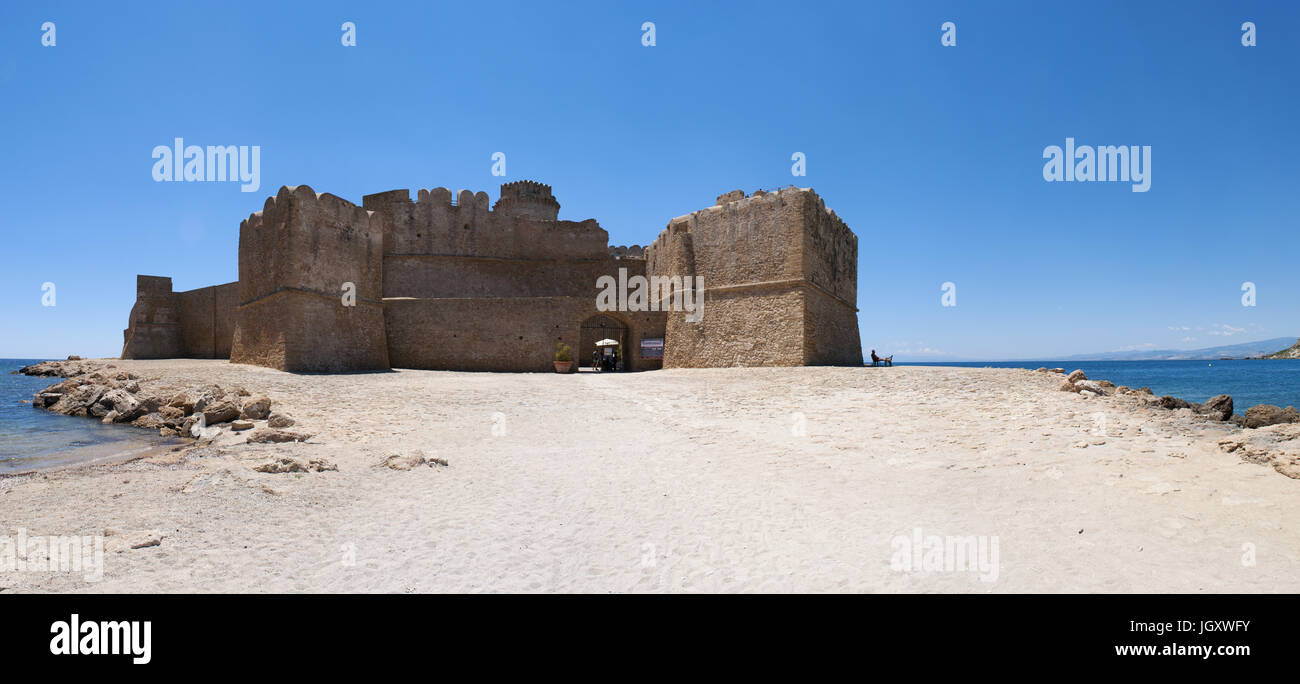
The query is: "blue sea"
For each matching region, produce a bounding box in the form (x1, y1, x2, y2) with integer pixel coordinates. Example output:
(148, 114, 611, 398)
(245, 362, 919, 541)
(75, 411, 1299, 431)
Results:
(0, 359, 172, 474)
(901, 359, 1300, 411)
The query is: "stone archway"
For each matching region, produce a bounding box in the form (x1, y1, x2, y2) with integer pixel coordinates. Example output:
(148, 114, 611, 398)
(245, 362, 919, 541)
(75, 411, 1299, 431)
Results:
(579, 313, 629, 370)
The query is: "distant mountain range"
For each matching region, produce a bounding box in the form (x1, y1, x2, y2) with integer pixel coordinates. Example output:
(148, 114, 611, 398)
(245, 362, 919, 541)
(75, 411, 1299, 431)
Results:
(1058, 337, 1300, 361)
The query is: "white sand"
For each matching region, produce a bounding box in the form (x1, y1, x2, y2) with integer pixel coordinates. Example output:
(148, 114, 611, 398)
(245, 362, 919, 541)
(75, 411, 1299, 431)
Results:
(3, 359, 1299, 593)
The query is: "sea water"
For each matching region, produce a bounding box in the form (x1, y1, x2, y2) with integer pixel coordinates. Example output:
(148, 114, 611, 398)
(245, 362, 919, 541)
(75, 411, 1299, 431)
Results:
(0, 359, 171, 474)
(901, 359, 1300, 411)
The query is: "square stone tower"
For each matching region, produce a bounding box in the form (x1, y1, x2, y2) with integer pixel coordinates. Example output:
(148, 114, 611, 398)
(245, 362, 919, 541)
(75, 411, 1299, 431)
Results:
(644, 187, 862, 367)
(229, 185, 390, 372)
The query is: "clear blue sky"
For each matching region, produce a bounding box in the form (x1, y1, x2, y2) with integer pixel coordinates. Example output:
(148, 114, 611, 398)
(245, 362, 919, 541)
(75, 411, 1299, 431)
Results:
(1, 1, 1296, 360)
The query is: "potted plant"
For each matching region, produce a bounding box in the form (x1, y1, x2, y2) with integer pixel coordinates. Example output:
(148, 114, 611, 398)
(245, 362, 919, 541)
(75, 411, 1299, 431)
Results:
(553, 342, 573, 373)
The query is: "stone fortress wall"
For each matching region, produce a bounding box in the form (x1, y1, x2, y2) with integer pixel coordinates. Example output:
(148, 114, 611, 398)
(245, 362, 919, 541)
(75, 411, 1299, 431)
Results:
(229, 186, 389, 372)
(122, 276, 238, 361)
(644, 187, 862, 367)
(122, 181, 861, 372)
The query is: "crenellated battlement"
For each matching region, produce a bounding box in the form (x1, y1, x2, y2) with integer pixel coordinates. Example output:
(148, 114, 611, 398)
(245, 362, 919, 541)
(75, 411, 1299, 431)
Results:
(125, 178, 859, 373)
(493, 180, 560, 220)
(361, 181, 562, 219)
(608, 245, 646, 259)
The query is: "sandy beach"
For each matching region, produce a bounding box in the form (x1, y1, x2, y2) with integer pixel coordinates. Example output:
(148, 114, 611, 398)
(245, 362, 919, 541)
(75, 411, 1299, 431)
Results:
(3, 359, 1300, 593)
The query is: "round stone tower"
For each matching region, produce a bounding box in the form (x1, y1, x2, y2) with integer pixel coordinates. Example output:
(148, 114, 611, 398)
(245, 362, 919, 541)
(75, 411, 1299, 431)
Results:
(492, 180, 561, 221)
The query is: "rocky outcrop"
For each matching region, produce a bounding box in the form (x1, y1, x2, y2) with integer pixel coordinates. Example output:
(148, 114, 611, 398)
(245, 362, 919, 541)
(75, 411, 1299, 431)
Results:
(1076, 380, 1112, 396)
(1054, 370, 1242, 425)
(378, 450, 447, 470)
(267, 412, 295, 428)
(1243, 404, 1300, 429)
(1157, 396, 1192, 410)
(1057, 372, 1115, 397)
(245, 428, 313, 444)
(1262, 338, 1300, 359)
(239, 396, 271, 420)
(253, 457, 336, 473)
(20, 360, 89, 378)
(1195, 395, 1234, 421)
(25, 361, 284, 439)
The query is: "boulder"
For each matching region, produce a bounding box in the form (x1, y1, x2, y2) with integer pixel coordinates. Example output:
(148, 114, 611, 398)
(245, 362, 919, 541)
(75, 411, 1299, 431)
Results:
(201, 397, 241, 425)
(1157, 396, 1191, 410)
(230, 420, 254, 432)
(1196, 395, 1234, 421)
(98, 388, 142, 421)
(168, 391, 196, 413)
(1244, 404, 1300, 429)
(1059, 380, 1077, 392)
(1076, 380, 1111, 396)
(191, 385, 226, 413)
(239, 396, 271, 420)
(254, 457, 336, 473)
(266, 412, 295, 428)
(1067, 370, 1087, 383)
(53, 383, 107, 416)
(245, 428, 312, 444)
(131, 413, 166, 430)
(382, 451, 428, 471)
(381, 450, 447, 470)
(104, 528, 163, 552)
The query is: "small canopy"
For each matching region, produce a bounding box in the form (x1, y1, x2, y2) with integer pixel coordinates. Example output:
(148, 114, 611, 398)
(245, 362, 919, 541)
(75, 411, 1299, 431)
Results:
(595, 339, 619, 347)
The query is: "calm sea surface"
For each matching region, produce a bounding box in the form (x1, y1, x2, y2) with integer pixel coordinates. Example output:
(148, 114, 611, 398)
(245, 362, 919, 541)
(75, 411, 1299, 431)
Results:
(901, 359, 1300, 411)
(0, 359, 171, 474)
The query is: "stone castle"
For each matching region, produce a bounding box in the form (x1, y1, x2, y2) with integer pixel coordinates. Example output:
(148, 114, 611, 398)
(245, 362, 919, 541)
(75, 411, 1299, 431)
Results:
(121, 181, 862, 372)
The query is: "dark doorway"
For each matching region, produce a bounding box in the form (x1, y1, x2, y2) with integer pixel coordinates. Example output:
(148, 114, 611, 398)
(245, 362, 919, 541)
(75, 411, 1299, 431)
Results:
(579, 314, 629, 370)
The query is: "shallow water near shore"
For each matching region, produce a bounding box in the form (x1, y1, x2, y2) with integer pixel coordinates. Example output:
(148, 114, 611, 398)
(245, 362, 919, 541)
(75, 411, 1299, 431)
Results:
(0, 359, 171, 474)
(902, 359, 1300, 411)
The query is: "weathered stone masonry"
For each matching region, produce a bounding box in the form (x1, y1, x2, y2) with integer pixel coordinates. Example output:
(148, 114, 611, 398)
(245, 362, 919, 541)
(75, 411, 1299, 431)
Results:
(122, 182, 861, 372)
